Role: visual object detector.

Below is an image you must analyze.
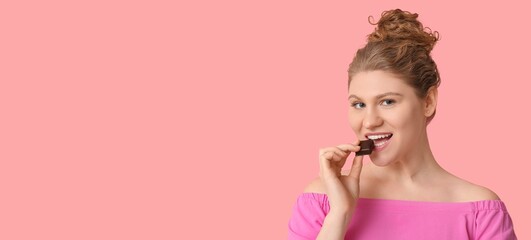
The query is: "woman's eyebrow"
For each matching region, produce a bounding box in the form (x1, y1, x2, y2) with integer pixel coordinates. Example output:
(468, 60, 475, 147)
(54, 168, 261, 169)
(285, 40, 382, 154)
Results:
(348, 92, 403, 100)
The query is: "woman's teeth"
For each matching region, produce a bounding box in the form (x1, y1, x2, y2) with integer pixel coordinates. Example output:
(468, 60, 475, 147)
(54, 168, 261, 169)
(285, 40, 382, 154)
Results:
(367, 133, 393, 148)
(367, 133, 392, 140)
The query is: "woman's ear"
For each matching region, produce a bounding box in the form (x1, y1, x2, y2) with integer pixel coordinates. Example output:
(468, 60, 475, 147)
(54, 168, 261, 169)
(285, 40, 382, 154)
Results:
(424, 86, 438, 118)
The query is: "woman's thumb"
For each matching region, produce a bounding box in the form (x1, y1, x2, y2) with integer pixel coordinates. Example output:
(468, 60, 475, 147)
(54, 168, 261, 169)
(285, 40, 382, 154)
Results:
(348, 155, 364, 178)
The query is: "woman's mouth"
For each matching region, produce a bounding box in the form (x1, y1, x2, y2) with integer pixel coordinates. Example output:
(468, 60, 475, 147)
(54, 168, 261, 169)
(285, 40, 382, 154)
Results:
(366, 133, 393, 152)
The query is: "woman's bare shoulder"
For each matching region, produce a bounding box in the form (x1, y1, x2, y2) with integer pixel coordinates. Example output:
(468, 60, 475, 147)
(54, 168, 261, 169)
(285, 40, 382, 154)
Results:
(302, 177, 327, 194)
(460, 183, 500, 201)
(448, 175, 501, 201)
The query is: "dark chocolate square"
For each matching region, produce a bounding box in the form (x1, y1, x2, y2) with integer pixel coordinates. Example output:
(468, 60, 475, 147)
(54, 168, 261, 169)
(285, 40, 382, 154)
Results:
(356, 139, 375, 156)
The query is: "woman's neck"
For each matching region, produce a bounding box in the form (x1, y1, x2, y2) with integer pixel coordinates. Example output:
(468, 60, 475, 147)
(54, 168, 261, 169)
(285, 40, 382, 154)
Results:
(365, 138, 444, 184)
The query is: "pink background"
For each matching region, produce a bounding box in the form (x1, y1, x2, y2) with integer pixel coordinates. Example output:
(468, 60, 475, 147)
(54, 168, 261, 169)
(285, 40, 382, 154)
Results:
(1, 0, 529, 239)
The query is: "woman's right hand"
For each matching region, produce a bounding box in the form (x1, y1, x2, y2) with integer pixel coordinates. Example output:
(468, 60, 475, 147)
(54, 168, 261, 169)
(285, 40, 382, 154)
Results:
(319, 141, 364, 215)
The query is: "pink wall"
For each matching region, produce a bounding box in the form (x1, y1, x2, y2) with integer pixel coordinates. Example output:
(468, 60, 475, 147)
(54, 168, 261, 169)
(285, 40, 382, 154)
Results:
(2, 0, 528, 239)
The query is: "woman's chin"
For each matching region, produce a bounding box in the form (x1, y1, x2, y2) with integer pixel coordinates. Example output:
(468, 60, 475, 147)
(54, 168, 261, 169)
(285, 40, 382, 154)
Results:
(368, 156, 394, 167)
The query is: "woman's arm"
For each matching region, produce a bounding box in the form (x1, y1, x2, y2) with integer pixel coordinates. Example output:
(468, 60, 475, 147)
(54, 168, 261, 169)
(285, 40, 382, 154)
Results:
(316, 210, 353, 240)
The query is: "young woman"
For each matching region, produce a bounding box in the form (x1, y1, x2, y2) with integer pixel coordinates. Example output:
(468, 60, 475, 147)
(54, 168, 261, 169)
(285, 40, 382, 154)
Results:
(288, 9, 517, 240)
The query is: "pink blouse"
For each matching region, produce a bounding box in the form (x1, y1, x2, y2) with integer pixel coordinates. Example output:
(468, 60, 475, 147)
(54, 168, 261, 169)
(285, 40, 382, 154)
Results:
(288, 192, 517, 239)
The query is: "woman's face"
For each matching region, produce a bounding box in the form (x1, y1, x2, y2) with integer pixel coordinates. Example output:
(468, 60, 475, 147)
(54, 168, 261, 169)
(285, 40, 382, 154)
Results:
(348, 70, 428, 166)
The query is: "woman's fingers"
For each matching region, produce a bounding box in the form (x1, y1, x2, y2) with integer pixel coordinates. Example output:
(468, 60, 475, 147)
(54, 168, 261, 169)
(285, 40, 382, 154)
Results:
(335, 143, 360, 167)
(319, 151, 336, 178)
(319, 143, 360, 158)
(348, 155, 364, 178)
(319, 151, 342, 172)
(336, 141, 360, 152)
(319, 142, 362, 177)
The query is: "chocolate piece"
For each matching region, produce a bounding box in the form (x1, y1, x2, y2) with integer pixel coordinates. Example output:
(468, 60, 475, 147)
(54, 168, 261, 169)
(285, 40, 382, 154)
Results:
(356, 139, 375, 156)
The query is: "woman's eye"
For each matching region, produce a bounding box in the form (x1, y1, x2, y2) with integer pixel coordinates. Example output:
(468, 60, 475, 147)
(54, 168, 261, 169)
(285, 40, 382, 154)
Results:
(351, 102, 365, 108)
(382, 99, 395, 106)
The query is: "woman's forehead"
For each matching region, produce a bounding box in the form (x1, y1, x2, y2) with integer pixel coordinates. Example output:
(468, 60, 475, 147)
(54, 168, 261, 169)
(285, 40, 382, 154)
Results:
(348, 71, 413, 98)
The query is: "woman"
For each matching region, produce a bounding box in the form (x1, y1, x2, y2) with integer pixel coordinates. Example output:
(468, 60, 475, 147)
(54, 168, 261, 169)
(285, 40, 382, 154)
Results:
(287, 9, 517, 240)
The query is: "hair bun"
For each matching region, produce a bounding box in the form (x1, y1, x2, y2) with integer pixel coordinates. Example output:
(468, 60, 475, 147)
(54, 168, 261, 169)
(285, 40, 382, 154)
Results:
(367, 9, 439, 53)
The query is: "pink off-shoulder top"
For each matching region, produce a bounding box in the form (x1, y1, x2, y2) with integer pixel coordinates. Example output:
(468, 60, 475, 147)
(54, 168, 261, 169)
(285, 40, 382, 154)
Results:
(288, 192, 517, 239)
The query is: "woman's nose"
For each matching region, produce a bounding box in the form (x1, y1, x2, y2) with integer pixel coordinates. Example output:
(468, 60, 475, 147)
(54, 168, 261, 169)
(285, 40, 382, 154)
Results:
(363, 109, 383, 129)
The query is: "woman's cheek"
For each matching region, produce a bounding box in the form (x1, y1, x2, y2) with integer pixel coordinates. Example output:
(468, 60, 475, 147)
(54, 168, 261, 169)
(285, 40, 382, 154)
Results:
(347, 114, 363, 134)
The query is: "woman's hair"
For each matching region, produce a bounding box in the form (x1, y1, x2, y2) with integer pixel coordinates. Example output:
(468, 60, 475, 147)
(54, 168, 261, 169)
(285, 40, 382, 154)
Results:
(347, 9, 441, 122)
